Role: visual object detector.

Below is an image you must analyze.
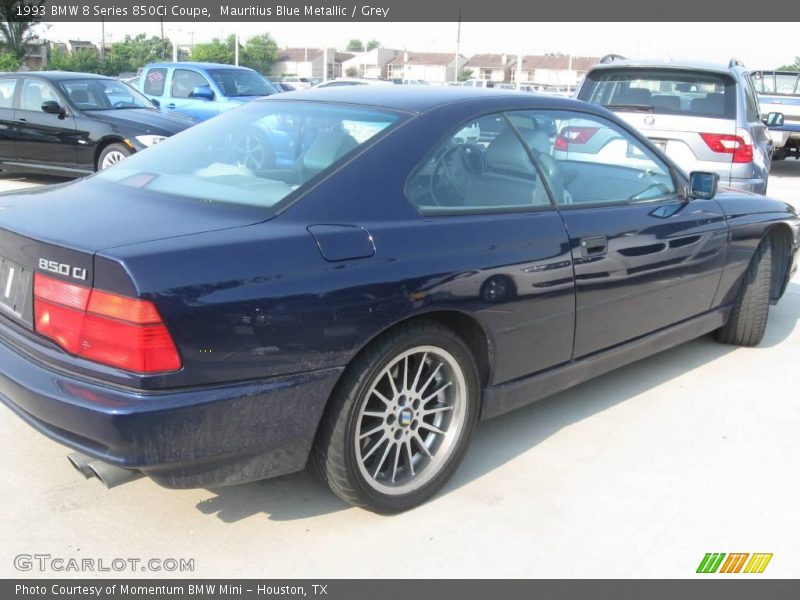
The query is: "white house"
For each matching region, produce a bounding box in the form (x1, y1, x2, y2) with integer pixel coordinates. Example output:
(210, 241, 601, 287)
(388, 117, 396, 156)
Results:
(511, 55, 599, 87)
(272, 48, 354, 79)
(465, 54, 516, 82)
(341, 48, 401, 79)
(387, 52, 467, 83)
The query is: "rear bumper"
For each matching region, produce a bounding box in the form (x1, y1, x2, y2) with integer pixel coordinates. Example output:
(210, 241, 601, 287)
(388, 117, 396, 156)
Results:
(0, 327, 343, 488)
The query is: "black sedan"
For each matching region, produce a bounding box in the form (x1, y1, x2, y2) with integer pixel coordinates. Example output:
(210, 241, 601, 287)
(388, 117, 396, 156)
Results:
(0, 87, 797, 512)
(0, 71, 194, 176)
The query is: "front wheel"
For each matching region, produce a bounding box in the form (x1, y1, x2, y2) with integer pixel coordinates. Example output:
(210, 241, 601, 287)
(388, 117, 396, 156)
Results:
(311, 321, 480, 512)
(98, 143, 132, 170)
(717, 237, 773, 346)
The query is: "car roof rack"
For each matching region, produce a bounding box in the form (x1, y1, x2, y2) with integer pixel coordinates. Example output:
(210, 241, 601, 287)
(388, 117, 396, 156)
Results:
(600, 54, 626, 64)
(729, 58, 745, 68)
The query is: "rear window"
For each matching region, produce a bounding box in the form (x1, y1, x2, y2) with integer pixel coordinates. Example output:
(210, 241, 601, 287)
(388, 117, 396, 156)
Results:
(95, 100, 402, 210)
(579, 68, 737, 119)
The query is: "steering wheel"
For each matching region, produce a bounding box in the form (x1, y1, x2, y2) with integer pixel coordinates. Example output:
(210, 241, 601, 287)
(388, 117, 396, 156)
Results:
(232, 129, 275, 171)
(429, 143, 486, 206)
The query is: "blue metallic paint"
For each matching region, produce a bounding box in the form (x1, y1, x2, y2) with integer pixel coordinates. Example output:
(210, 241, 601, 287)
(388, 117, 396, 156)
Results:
(0, 89, 798, 488)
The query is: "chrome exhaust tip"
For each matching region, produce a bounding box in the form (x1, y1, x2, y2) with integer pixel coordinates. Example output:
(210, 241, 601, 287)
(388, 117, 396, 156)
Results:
(67, 452, 96, 479)
(87, 461, 143, 489)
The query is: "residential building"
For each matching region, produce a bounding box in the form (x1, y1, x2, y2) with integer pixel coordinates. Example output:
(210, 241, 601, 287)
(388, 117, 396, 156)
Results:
(465, 54, 516, 82)
(21, 38, 48, 70)
(341, 48, 401, 79)
(511, 55, 599, 87)
(272, 48, 353, 79)
(387, 52, 467, 83)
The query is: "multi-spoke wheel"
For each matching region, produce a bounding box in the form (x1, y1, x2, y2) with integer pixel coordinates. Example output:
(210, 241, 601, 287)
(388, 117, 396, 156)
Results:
(312, 321, 480, 512)
(98, 143, 132, 170)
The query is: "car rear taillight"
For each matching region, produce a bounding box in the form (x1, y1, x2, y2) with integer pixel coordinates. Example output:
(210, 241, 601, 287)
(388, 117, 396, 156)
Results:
(699, 133, 753, 163)
(33, 273, 181, 373)
(555, 126, 599, 151)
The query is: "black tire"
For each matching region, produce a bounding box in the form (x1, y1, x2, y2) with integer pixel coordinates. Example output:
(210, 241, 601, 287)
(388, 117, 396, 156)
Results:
(717, 238, 773, 346)
(97, 143, 132, 171)
(311, 320, 481, 513)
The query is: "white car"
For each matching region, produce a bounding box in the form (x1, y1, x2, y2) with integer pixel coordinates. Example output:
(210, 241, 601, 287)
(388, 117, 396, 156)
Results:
(277, 76, 313, 90)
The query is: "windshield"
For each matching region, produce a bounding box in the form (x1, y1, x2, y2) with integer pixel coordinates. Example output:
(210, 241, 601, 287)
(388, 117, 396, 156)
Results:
(580, 68, 736, 119)
(95, 100, 402, 209)
(208, 69, 279, 97)
(60, 78, 154, 110)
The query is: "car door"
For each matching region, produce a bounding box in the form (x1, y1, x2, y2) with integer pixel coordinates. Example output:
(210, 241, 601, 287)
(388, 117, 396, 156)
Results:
(512, 108, 728, 358)
(165, 68, 219, 121)
(405, 111, 576, 383)
(0, 76, 18, 161)
(14, 77, 79, 169)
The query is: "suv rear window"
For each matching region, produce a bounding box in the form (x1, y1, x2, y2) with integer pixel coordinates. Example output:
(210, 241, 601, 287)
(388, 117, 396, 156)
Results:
(579, 68, 736, 119)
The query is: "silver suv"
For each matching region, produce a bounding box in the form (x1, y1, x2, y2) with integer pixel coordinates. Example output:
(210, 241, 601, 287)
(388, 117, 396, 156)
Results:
(577, 56, 777, 194)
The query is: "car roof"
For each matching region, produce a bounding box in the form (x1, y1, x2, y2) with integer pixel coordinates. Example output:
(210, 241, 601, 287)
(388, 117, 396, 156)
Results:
(589, 58, 739, 76)
(144, 62, 255, 71)
(4, 70, 113, 81)
(268, 85, 591, 114)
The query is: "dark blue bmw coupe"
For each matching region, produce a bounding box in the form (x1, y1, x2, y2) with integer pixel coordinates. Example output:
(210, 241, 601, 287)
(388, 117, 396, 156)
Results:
(0, 87, 798, 511)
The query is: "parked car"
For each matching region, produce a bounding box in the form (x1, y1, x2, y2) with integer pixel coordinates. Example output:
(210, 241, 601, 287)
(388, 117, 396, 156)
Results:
(0, 87, 797, 512)
(577, 56, 778, 194)
(139, 62, 281, 122)
(312, 78, 394, 88)
(751, 70, 800, 161)
(276, 76, 313, 90)
(0, 71, 193, 176)
(461, 79, 495, 89)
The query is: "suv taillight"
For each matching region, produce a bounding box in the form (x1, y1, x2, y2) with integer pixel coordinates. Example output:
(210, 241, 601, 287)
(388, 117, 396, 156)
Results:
(554, 126, 599, 151)
(699, 133, 753, 163)
(33, 273, 181, 373)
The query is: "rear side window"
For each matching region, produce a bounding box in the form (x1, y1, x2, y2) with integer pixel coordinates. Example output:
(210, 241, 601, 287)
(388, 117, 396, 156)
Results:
(0, 79, 16, 108)
(142, 68, 167, 96)
(171, 69, 211, 98)
(775, 73, 799, 95)
(579, 68, 737, 119)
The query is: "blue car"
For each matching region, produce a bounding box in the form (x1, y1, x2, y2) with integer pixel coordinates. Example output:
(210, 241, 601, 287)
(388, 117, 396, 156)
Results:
(139, 61, 281, 122)
(0, 87, 798, 512)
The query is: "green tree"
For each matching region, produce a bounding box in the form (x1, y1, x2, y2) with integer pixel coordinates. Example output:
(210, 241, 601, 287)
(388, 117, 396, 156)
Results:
(0, 51, 19, 70)
(108, 34, 171, 73)
(0, 0, 45, 61)
(191, 36, 233, 64)
(366, 39, 380, 51)
(47, 46, 101, 73)
(346, 39, 364, 52)
(241, 33, 277, 74)
(458, 68, 473, 82)
(777, 57, 800, 71)
(345, 66, 358, 78)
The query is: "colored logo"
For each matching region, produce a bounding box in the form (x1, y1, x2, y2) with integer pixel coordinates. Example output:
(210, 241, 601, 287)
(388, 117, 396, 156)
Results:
(696, 553, 773, 574)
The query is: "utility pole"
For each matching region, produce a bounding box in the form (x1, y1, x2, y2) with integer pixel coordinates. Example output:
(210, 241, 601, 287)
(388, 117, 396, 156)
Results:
(100, 17, 105, 60)
(454, 10, 461, 84)
(516, 25, 523, 91)
(234, 32, 239, 65)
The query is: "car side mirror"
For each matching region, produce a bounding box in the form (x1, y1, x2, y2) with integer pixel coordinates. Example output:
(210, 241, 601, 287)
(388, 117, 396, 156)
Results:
(688, 171, 719, 200)
(150, 98, 160, 108)
(189, 86, 215, 101)
(764, 112, 785, 127)
(41, 100, 64, 116)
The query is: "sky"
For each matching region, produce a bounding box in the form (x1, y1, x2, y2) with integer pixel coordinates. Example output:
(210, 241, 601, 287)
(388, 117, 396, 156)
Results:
(36, 21, 799, 70)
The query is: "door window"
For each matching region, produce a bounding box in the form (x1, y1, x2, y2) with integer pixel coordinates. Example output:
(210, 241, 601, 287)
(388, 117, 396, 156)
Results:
(19, 79, 60, 112)
(142, 68, 167, 96)
(406, 112, 550, 213)
(0, 78, 16, 108)
(171, 69, 211, 98)
(509, 110, 676, 206)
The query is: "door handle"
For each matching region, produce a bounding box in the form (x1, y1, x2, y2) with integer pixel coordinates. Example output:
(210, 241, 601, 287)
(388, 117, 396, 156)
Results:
(167, 103, 176, 109)
(580, 236, 608, 257)
(16, 118, 26, 122)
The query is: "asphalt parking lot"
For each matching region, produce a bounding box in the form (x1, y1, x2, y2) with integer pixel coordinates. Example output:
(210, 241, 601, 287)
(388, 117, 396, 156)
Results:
(1, 162, 799, 579)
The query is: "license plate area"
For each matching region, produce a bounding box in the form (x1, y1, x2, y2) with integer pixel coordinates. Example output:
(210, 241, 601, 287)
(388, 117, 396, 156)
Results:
(0, 256, 34, 328)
